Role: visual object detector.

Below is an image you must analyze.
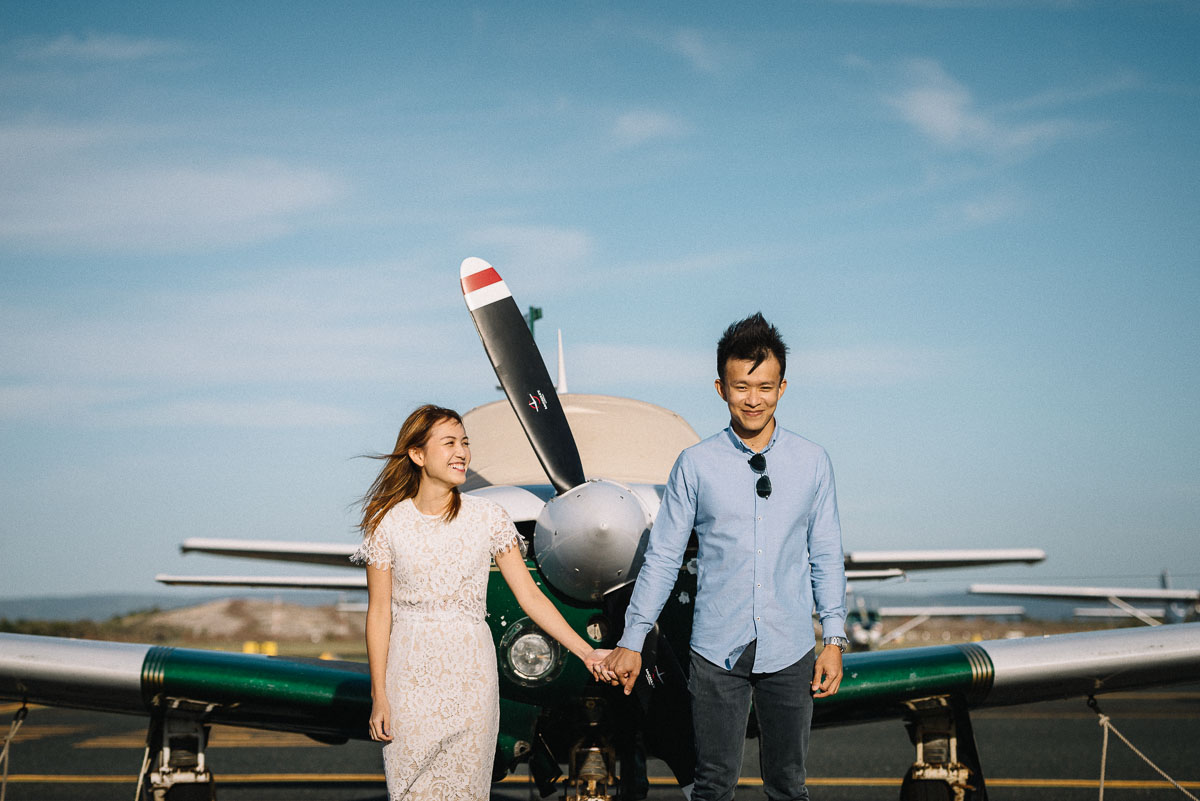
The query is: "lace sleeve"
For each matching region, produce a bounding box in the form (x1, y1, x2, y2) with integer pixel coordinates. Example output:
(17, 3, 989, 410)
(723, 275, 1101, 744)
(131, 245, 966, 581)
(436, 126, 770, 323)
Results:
(489, 502, 528, 559)
(350, 520, 392, 570)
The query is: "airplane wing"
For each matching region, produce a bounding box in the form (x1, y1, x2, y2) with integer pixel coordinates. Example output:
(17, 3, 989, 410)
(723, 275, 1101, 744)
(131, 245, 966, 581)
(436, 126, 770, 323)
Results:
(876, 605, 1025, 617)
(845, 568, 905, 580)
(846, 548, 1046, 572)
(166, 523, 1045, 593)
(1074, 606, 1165, 619)
(178, 538, 356, 567)
(970, 583, 1200, 627)
(4, 623, 1199, 739)
(155, 574, 366, 590)
(969, 583, 1200, 601)
(170, 542, 1043, 576)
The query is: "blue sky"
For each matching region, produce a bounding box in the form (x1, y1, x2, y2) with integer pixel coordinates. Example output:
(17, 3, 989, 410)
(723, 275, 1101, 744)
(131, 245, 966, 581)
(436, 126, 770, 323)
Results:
(2, 1, 1197, 602)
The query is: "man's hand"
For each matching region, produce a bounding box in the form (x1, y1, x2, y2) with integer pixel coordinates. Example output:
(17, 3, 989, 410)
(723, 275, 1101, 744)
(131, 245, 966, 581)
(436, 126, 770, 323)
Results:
(600, 646, 642, 695)
(811, 644, 843, 698)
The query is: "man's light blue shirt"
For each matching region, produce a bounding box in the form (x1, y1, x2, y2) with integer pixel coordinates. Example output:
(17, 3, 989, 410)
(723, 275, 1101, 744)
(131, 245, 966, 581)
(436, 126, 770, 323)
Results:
(617, 423, 847, 673)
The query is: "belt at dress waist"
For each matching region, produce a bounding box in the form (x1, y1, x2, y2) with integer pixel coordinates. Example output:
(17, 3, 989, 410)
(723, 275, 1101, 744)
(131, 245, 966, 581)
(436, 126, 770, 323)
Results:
(391, 604, 485, 623)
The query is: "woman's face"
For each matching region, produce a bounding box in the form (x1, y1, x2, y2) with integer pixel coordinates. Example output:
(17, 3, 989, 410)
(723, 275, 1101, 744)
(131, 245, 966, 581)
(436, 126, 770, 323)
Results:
(410, 418, 470, 489)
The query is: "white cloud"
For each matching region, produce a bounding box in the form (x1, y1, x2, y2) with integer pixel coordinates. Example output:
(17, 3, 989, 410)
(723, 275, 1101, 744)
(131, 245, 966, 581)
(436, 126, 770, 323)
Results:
(959, 192, 1024, 225)
(0, 384, 145, 421)
(621, 23, 744, 75)
(667, 28, 733, 75)
(886, 59, 1085, 155)
(1002, 71, 1141, 114)
(0, 153, 344, 252)
(106, 398, 367, 428)
(0, 383, 363, 428)
(612, 110, 687, 148)
(609, 249, 763, 285)
(0, 121, 344, 253)
(0, 121, 133, 159)
(570, 343, 712, 387)
(14, 32, 185, 62)
(0, 268, 442, 385)
(0, 263, 487, 427)
(798, 345, 957, 387)
(464, 224, 595, 290)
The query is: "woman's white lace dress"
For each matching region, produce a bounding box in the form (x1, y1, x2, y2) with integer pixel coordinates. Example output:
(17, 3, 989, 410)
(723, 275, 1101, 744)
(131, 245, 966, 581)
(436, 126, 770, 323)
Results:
(353, 494, 524, 800)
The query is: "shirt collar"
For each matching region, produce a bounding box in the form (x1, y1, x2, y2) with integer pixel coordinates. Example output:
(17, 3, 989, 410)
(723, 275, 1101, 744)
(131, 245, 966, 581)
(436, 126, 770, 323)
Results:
(723, 421, 780, 456)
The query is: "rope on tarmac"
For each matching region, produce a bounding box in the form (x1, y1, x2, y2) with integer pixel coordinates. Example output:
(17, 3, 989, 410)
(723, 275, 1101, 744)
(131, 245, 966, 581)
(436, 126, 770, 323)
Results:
(1088, 696, 1197, 801)
(133, 722, 154, 801)
(0, 704, 29, 801)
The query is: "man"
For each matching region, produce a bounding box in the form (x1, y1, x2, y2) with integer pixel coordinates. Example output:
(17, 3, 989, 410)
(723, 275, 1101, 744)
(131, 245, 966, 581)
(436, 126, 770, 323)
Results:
(601, 312, 847, 801)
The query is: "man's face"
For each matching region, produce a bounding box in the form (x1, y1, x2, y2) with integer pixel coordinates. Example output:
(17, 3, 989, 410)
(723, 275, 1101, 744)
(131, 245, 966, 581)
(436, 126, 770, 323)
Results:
(715, 353, 787, 440)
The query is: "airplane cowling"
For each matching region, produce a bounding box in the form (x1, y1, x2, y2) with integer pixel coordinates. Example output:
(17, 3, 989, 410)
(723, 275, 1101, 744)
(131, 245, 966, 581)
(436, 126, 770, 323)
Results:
(533, 479, 653, 603)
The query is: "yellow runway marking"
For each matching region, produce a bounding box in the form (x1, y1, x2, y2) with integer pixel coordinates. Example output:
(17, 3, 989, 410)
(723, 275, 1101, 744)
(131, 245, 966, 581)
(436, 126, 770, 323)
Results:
(987, 778, 1200, 790)
(602, 776, 1200, 790)
(76, 725, 336, 749)
(5, 724, 86, 743)
(973, 709, 1200, 720)
(1, 774, 384, 784)
(1098, 690, 1200, 700)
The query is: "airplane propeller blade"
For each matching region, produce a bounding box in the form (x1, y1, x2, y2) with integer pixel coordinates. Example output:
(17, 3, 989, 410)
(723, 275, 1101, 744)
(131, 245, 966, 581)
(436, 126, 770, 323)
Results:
(461, 257, 586, 495)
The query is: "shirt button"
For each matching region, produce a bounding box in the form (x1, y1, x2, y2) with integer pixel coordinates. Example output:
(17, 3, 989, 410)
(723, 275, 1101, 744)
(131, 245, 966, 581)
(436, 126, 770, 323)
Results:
(755, 616, 761, 621)
(757, 549, 763, 554)
(757, 516, 762, 521)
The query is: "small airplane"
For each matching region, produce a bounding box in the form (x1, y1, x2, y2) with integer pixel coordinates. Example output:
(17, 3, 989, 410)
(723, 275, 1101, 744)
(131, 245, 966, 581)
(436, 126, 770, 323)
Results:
(4, 258, 1200, 801)
(970, 569, 1200, 626)
(844, 593, 1026, 651)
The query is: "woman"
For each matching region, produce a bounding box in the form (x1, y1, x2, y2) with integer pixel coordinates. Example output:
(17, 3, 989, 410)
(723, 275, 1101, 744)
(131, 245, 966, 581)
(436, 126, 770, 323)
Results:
(353, 404, 610, 800)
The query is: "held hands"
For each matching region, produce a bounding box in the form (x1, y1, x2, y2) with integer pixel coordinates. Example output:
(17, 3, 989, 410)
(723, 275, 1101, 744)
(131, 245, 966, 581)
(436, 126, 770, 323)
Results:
(811, 644, 844, 698)
(368, 697, 393, 742)
(583, 648, 613, 676)
(594, 646, 642, 695)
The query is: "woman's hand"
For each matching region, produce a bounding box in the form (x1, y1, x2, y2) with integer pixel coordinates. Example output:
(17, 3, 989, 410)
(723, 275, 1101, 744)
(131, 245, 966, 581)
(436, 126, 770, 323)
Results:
(368, 697, 393, 742)
(584, 648, 616, 682)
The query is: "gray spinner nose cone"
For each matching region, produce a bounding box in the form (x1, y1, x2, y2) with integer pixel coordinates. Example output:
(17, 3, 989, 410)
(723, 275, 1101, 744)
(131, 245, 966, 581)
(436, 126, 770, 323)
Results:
(533, 480, 653, 603)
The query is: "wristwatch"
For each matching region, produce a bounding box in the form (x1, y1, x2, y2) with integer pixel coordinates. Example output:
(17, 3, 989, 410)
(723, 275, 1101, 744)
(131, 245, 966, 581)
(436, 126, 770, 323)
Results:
(823, 636, 849, 653)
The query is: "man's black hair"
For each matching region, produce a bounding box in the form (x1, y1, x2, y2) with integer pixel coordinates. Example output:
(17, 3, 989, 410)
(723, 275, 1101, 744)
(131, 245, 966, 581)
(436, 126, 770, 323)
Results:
(716, 312, 788, 381)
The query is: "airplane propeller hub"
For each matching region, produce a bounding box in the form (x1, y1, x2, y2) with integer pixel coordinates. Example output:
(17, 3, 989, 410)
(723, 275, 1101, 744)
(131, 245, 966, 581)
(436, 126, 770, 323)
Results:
(533, 479, 653, 603)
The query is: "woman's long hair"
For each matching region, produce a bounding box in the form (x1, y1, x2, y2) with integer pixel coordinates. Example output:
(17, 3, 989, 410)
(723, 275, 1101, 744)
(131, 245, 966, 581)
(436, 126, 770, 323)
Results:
(359, 404, 465, 533)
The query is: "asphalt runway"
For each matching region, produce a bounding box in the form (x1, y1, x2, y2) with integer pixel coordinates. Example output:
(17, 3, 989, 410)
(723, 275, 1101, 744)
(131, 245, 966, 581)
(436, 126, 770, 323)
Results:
(2, 687, 1197, 801)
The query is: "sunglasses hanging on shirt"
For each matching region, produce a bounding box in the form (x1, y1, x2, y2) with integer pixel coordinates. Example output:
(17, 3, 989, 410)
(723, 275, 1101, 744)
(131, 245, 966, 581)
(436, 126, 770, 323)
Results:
(748, 453, 772, 499)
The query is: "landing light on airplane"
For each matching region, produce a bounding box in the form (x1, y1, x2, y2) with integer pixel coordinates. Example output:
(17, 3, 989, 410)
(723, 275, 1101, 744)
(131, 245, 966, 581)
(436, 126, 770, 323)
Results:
(501, 618, 563, 684)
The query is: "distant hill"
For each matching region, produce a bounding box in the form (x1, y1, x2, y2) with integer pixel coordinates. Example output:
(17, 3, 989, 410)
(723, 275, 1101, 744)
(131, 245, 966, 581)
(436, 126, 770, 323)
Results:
(141, 597, 364, 642)
(0, 590, 357, 622)
(0, 589, 1081, 624)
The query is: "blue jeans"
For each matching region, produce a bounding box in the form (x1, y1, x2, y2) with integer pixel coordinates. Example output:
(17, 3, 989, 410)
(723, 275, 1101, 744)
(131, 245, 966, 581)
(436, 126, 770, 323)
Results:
(688, 641, 816, 801)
